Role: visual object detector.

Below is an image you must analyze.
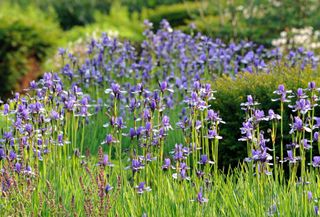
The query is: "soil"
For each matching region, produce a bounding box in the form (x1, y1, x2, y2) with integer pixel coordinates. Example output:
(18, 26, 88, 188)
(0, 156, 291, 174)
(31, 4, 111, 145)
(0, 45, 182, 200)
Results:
(17, 57, 41, 93)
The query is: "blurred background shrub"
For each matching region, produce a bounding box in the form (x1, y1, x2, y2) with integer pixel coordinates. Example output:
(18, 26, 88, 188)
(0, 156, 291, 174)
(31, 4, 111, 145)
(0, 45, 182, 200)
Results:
(141, 2, 201, 29)
(186, 0, 320, 46)
(13, 0, 112, 30)
(0, 3, 60, 97)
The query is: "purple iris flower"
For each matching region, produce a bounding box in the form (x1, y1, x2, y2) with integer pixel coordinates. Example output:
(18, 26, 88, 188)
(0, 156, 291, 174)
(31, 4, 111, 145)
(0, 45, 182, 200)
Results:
(116, 117, 125, 129)
(196, 170, 205, 178)
(162, 158, 171, 170)
(193, 81, 201, 91)
(3, 104, 9, 115)
(191, 187, 208, 204)
(239, 120, 253, 141)
(131, 159, 144, 173)
(102, 134, 114, 145)
(78, 106, 89, 117)
(207, 109, 224, 123)
(180, 169, 188, 180)
(172, 144, 191, 160)
(129, 128, 136, 140)
(145, 122, 152, 135)
(15, 162, 21, 173)
(37, 138, 43, 146)
(314, 117, 320, 128)
(253, 109, 266, 122)
(308, 191, 313, 201)
(80, 97, 89, 106)
(207, 129, 222, 139)
(111, 83, 121, 95)
(25, 124, 33, 134)
(314, 132, 319, 142)
(136, 126, 144, 138)
(207, 109, 217, 121)
(267, 109, 281, 121)
(259, 132, 270, 149)
(143, 109, 151, 120)
(58, 134, 64, 145)
(25, 165, 32, 175)
(277, 85, 285, 94)
(186, 91, 199, 106)
(105, 184, 113, 193)
(3, 131, 13, 143)
(290, 99, 311, 114)
(105, 83, 122, 99)
(162, 115, 172, 130)
(241, 95, 259, 109)
(136, 182, 151, 194)
(158, 127, 165, 138)
(296, 88, 306, 99)
(98, 154, 113, 167)
(29, 80, 37, 89)
(246, 149, 272, 163)
(159, 81, 168, 92)
(0, 148, 6, 160)
(302, 139, 312, 150)
(142, 153, 156, 162)
(174, 151, 184, 161)
(9, 150, 16, 161)
(51, 110, 60, 120)
(198, 155, 214, 165)
(282, 150, 300, 164)
(149, 100, 157, 112)
(129, 99, 137, 112)
(290, 116, 311, 134)
(308, 81, 316, 90)
(180, 162, 189, 170)
(312, 156, 320, 167)
(58, 48, 66, 56)
(195, 120, 202, 130)
(273, 84, 291, 102)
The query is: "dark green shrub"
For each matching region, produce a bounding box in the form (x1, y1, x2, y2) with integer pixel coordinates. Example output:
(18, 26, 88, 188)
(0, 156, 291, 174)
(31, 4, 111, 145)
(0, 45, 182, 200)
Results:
(212, 66, 320, 168)
(0, 4, 60, 97)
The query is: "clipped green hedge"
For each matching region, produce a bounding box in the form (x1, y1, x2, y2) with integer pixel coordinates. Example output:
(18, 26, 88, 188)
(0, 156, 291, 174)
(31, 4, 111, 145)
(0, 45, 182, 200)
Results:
(212, 66, 320, 168)
(0, 4, 60, 97)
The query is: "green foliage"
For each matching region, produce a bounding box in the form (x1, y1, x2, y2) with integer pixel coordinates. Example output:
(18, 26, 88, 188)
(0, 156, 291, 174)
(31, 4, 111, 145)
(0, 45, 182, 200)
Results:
(14, 0, 182, 30)
(61, 3, 144, 45)
(123, 0, 184, 13)
(25, 0, 113, 30)
(142, 2, 201, 29)
(184, 0, 320, 46)
(0, 3, 60, 97)
(212, 65, 320, 167)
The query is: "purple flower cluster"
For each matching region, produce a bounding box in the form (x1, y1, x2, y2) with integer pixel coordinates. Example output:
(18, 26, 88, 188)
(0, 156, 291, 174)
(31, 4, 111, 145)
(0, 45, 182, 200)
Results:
(0, 72, 95, 193)
(240, 96, 275, 175)
(57, 20, 319, 103)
